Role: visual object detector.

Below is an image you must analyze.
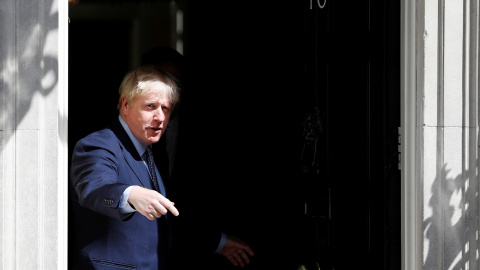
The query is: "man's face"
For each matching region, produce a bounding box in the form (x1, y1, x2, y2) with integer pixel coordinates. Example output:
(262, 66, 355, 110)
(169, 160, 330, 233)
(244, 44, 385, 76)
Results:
(121, 87, 172, 146)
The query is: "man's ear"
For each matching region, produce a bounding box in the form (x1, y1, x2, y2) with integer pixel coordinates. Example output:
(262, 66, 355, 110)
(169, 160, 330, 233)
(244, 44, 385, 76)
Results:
(121, 98, 128, 114)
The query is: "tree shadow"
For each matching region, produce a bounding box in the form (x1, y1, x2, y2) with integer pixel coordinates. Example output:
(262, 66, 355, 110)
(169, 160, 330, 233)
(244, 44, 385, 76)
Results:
(424, 163, 479, 269)
(0, 0, 59, 143)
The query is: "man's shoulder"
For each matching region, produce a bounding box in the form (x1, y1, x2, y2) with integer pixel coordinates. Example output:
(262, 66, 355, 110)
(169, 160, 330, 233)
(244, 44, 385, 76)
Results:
(75, 126, 118, 150)
(86, 125, 116, 138)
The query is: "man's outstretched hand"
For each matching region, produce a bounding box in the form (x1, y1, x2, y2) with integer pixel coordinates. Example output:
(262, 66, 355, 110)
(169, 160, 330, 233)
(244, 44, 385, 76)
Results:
(128, 186, 179, 220)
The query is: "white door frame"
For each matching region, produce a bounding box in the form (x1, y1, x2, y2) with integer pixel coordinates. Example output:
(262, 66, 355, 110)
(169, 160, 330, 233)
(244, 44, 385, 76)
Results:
(58, 0, 69, 268)
(58, 1, 419, 269)
(401, 0, 421, 269)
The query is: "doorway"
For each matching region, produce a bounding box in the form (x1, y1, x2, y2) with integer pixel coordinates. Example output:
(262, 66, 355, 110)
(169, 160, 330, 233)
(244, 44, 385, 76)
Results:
(68, 1, 400, 269)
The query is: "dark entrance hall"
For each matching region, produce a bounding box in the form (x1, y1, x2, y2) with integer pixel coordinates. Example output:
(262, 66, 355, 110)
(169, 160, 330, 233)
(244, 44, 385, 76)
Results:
(68, 1, 400, 269)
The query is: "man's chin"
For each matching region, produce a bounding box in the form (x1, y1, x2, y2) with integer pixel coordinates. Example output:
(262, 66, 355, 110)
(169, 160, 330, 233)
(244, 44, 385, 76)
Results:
(147, 136, 161, 144)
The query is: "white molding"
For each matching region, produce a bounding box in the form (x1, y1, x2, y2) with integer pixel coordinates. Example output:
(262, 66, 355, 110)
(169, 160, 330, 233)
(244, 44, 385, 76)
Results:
(401, 0, 421, 269)
(57, 0, 69, 268)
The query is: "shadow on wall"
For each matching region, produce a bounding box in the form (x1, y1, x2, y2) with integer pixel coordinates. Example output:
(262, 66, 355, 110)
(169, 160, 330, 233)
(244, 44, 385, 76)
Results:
(424, 163, 479, 269)
(0, 0, 59, 144)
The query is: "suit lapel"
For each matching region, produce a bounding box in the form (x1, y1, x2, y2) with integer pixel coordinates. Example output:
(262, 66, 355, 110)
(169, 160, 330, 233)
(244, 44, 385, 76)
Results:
(109, 118, 152, 189)
(122, 146, 151, 188)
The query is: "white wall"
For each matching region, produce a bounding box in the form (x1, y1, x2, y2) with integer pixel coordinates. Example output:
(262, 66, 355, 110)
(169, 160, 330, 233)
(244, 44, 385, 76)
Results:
(403, 0, 480, 269)
(0, 0, 68, 269)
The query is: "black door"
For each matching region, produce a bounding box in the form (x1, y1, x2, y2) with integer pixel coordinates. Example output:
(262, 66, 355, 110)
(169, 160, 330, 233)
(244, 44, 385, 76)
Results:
(301, 1, 401, 269)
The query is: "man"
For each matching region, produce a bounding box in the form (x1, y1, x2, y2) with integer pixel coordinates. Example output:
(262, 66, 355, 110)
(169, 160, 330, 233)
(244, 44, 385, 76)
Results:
(70, 65, 181, 269)
(70, 64, 253, 269)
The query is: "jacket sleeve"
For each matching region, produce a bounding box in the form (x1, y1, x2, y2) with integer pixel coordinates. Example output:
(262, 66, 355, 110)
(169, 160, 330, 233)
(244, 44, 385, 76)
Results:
(71, 134, 132, 220)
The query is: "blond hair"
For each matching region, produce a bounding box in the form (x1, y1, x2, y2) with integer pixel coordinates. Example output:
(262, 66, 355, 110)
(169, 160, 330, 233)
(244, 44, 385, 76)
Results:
(117, 65, 180, 110)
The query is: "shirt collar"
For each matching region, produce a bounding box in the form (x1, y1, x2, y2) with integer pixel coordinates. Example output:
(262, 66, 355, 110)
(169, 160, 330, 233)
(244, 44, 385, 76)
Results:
(118, 114, 148, 157)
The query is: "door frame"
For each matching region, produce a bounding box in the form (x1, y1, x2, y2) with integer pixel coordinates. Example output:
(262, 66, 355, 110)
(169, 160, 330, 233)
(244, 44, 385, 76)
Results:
(58, 1, 420, 269)
(400, 0, 421, 269)
(59, 0, 69, 269)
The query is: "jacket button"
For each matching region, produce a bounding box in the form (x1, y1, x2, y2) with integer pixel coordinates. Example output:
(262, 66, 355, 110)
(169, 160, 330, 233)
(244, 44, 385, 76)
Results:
(103, 199, 113, 205)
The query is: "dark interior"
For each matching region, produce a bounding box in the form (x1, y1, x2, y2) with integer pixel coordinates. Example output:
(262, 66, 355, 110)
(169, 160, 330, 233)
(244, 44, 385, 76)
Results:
(68, 1, 400, 269)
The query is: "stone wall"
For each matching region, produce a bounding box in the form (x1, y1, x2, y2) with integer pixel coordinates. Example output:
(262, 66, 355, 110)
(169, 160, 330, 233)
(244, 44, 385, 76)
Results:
(0, 0, 68, 269)
(415, 0, 480, 269)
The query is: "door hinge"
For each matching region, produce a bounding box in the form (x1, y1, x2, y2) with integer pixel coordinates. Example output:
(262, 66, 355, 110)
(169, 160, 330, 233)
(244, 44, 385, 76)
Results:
(398, 127, 402, 170)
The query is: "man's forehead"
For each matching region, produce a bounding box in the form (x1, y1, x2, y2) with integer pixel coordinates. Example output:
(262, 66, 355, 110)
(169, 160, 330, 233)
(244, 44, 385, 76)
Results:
(138, 80, 170, 91)
(135, 89, 172, 104)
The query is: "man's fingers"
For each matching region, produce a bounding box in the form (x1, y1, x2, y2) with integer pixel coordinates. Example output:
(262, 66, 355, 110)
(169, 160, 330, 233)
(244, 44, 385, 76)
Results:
(151, 209, 162, 218)
(228, 256, 238, 267)
(157, 197, 179, 216)
(236, 241, 254, 256)
(225, 248, 252, 267)
(154, 201, 179, 217)
(234, 253, 245, 267)
(244, 246, 254, 256)
(166, 204, 179, 216)
(239, 250, 250, 264)
(153, 202, 168, 215)
(129, 187, 179, 219)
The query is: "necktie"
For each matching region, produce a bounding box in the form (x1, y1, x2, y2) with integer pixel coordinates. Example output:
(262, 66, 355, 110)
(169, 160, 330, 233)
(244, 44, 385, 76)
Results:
(143, 146, 160, 192)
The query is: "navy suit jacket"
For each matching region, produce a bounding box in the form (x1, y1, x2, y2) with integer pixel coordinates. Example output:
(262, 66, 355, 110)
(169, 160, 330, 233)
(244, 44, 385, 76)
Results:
(70, 117, 171, 270)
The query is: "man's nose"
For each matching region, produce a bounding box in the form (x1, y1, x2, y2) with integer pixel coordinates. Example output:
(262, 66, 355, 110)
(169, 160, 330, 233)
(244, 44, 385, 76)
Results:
(153, 108, 165, 121)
